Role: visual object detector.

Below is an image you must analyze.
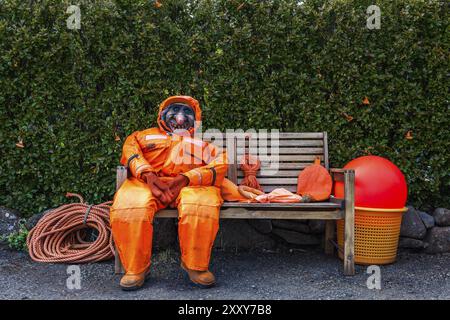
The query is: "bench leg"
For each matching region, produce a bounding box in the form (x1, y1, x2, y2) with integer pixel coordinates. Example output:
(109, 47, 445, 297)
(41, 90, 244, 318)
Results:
(114, 244, 125, 274)
(324, 220, 335, 255)
(343, 170, 355, 276)
(114, 166, 127, 275)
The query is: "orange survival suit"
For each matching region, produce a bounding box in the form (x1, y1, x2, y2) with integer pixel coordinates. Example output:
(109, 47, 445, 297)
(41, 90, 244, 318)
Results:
(110, 96, 228, 275)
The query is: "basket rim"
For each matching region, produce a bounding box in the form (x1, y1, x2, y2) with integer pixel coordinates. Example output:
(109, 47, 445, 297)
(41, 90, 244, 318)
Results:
(355, 206, 408, 212)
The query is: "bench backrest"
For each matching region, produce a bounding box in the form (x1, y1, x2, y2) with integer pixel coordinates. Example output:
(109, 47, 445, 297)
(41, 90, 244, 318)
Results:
(206, 132, 329, 193)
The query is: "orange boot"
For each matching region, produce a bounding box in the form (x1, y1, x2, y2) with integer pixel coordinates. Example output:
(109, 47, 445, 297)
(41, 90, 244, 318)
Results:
(181, 262, 216, 288)
(120, 268, 151, 291)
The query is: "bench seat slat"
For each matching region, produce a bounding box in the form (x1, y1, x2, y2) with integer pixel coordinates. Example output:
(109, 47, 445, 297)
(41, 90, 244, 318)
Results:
(218, 210, 343, 220)
(221, 202, 341, 209)
(153, 201, 342, 219)
(155, 208, 343, 220)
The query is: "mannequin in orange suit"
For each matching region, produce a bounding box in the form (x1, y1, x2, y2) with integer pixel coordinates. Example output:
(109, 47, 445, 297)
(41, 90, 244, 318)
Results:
(111, 96, 233, 290)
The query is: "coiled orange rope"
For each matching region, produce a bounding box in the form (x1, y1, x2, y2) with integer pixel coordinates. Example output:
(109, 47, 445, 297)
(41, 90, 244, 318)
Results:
(27, 193, 114, 263)
(239, 154, 263, 192)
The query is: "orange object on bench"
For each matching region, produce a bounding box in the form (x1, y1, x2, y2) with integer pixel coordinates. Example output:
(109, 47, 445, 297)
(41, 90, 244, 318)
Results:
(297, 156, 332, 201)
(239, 154, 263, 192)
(255, 188, 302, 203)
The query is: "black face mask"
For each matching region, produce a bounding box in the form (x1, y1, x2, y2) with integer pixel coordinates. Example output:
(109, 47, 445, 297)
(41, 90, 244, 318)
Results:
(161, 103, 195, 133)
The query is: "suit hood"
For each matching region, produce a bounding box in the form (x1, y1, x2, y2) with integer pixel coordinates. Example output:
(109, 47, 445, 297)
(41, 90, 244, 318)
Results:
(157, 96, 202, 135)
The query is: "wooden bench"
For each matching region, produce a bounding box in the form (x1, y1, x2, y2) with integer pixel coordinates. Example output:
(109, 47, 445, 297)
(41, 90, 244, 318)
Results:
(114, 132, 355, 275)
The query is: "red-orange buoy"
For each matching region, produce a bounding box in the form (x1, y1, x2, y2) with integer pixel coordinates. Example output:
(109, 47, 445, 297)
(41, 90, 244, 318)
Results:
(334, 155, 407, 209)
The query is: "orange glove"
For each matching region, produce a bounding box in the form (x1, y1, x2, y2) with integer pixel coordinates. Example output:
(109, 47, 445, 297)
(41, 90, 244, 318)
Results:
(141, 172, 174, 206)
(167, 174, 190, 207)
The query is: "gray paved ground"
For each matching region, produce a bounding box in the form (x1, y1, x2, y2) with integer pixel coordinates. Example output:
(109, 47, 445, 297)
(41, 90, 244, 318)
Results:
(0, 246, 449, 300)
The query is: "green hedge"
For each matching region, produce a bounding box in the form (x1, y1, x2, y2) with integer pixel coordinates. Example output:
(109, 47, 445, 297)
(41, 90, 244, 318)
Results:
(0, 0, 448, 216)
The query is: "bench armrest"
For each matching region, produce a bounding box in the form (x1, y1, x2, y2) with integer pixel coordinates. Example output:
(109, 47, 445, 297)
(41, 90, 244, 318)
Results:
(330, 168, 354, 182)
(116, 166, 128, 190)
